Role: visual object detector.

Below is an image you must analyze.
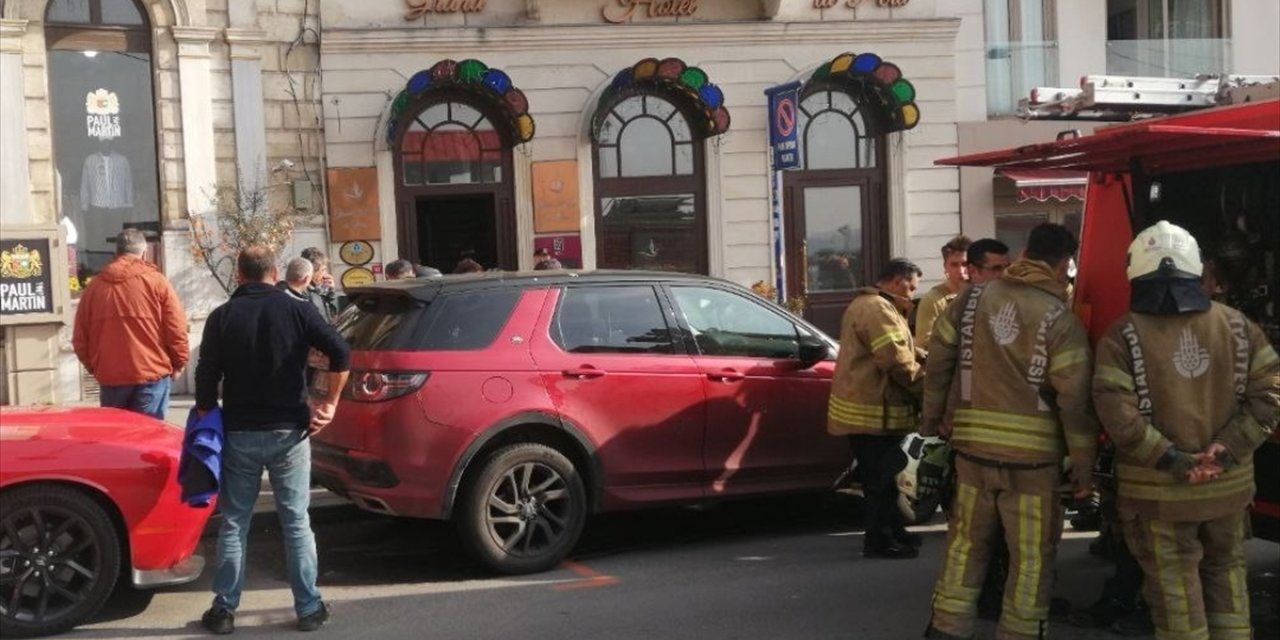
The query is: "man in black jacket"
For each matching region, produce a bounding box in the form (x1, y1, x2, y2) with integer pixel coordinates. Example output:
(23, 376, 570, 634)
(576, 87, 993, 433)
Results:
(196, 246, 350, 635)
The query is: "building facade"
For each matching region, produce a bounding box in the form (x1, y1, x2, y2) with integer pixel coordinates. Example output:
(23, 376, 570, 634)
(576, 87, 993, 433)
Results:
(4, 0, 1275, 405)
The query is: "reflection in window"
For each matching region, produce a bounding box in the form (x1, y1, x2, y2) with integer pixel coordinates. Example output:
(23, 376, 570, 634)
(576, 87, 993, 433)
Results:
(594, 90, 706, 274)
(46, 0, 157, 294)
(553, 286, 674, 354)
(596, 95, 695, 178)
(672, 287, 799, 359)
(798, 89, 877, 170)
(599, 195, 698, 273)
(804, 186, 863, 293)
(401, 101, 503, 185)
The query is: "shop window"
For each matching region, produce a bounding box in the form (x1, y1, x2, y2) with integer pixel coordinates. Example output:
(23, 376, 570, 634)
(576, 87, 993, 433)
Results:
(985, 0, 1059, 116)
(993, 182, 1084, 257)
(593, 92, 707, 274)
(400, 100, 504, 185)
(1106, 0, 1229, 77)
(798, 89, 877, 170)
(45, 0, 158, 295)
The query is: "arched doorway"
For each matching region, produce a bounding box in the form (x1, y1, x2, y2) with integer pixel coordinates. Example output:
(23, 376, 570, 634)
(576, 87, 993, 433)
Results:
(590, 58, 730, 274)
(783, 52, 920, 336)
(386, 60, 535, 273)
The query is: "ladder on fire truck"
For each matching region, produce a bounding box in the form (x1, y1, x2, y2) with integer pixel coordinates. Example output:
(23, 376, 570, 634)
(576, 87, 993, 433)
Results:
(1019, 74, 1280, 120)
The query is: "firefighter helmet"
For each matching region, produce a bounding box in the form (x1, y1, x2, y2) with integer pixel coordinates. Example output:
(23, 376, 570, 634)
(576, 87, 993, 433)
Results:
(1127, 220, 1203, 281)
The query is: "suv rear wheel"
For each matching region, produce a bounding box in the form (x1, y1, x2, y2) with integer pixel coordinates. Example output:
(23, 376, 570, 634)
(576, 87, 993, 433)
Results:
(456, 443, 587, 574)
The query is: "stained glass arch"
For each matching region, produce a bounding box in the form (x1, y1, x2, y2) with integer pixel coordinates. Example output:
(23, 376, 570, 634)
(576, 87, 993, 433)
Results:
(387, 59, 535, 149)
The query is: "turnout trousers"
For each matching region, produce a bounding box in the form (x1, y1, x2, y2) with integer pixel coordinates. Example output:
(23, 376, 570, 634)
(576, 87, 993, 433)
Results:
(930, 455, 1064, 640)
(1121, 511, 1251, 640)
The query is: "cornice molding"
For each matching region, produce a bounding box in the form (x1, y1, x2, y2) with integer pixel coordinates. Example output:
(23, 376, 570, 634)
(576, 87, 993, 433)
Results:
(321, 18, 961, 54)
(0, 20, 28, 54)
(224, 28, 270, 59)
(171, 25, 220, 43)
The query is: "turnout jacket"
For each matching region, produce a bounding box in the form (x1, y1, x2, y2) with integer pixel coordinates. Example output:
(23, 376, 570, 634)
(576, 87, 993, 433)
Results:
(827, 286, 924, 436)
(922, 260, 1097, 475)
(913, 282, 959, 353)
(1093, 303, 1280, 522)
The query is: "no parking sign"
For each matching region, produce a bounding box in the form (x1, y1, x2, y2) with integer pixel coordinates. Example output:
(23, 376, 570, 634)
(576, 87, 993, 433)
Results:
(766, 82, 801, 171)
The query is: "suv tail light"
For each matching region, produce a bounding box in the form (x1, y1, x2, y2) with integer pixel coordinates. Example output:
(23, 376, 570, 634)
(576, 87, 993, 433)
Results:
(345, 371, 429, 402)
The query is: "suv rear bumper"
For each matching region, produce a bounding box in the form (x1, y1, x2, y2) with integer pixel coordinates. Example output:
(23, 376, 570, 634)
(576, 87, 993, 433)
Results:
(312, 441, 446, 519)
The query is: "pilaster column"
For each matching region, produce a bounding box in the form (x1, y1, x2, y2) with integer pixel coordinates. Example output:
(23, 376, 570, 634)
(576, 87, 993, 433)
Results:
(0, 19, 32, 225)
(224, 29, 269, 191)
(172, 26, 219, 215)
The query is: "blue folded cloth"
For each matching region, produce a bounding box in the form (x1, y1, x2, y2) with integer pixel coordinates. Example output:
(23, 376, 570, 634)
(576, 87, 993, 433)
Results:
(178, 406, 224, 507)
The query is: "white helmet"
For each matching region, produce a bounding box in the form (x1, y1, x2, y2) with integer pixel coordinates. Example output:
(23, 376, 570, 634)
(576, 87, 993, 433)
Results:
(1126, 220, 1203, 281)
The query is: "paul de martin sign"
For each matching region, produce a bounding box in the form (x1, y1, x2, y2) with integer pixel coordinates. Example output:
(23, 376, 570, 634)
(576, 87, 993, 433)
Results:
(0, 239, 54, 316)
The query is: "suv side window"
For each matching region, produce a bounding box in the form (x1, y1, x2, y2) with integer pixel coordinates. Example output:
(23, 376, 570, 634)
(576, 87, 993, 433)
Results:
(553, 286, 675, 354)
(415, 289, 521, 350)
(671, 286, 799, 359)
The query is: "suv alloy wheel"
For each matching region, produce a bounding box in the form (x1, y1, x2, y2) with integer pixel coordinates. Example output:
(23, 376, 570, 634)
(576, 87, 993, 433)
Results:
(456, 443, 587, 574)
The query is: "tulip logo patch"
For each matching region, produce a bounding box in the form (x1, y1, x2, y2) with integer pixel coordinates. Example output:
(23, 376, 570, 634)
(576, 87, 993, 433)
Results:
(1172, 327, 1210, 378)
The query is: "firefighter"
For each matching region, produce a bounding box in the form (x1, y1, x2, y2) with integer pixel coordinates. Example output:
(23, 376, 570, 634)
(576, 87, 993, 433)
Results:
(1093, 221, 1280, 640)
(923, 222, 1097, 640)
(828, 258, 926, 559)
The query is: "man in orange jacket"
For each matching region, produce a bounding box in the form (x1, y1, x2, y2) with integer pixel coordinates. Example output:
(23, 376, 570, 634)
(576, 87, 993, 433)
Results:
(73, 228, 188, 419)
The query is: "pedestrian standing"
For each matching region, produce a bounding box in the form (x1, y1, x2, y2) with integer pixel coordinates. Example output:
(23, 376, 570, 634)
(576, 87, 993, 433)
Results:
(923, 223, 1097, 640)
(278, 257, 314, 302)
(196, 246, 351, 635)
(72, 228, 188, 419)
(827, 258, 926, 559)
(384, 259, 415, 280)
(300, 247, 339, 321)
(1093, 221, 1279, 640)
(914, 235, 970, 352)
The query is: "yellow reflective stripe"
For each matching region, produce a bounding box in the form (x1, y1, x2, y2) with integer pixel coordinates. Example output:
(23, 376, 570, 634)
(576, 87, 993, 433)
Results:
(1251, 345, 1279, 374)
(828, 395, 914, 418)
(939, 483, 980, 600)
(1218, 518, 1250, 636)
(870, 330, 904, 351)
(953, 409, 1057, 433)
(934, 316, 957, 345)
(1149, 520, 1194, 633)
(1117, 465, 1254, 502)
(1133, 427, 1167, 464)
(999, 613, 1047, 638)
(1013, 494, 1045, 622)
(1048, 347, 1088, 373)
(1094, 365, 1135, 391)
(1206, 612, 1251, 636)
(1065, 432, 1096, 449)
(951, 427, 1063, 455)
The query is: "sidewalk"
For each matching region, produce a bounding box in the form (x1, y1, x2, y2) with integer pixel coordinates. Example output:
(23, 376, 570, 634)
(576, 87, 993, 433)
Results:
(76, 394, 346, 514)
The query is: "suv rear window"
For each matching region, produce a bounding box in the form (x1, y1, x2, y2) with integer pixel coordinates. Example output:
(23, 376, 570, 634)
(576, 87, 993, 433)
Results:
(337, 289, 521, 351)
(413, 289, 521, 350)
(334, 293, 423, 350)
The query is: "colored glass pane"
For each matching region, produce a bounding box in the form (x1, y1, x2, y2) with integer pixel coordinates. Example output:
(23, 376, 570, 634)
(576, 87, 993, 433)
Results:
(483, 69, 512, 94)
(391, 90, 411, 117)
(678, 67, 707, 90)
(431, 59, 457, 82)
(901, 103, 919, 129)
(458, 59, 487, 83)
(657, 58, 685, 79)
(873, 63, 901, 85)
(890, 79, 915, 104)
(516, 114, 535, 142)
(505, 88, 528, 114)
(852, 53, 881, 74)
(634, 58, 659, 79)
(830, 53, 854, 75)
(408, 70, 432, 95)
(698, 84, 724, 110)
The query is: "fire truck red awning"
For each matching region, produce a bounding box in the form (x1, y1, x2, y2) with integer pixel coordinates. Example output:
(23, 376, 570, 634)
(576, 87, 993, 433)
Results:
(995, 169, 1087, 203)
(937, 98, 1280, 175)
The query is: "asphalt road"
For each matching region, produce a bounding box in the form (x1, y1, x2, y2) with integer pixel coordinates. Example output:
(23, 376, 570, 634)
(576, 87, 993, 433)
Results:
(71, 492, 1279, 640)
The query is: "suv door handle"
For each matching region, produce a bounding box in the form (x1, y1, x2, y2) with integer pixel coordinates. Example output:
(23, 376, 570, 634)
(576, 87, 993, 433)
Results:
(563, 366, 606, 379)
(707, 369, 745, 382)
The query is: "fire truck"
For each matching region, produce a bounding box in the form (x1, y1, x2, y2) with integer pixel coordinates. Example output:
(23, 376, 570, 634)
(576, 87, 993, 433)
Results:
(938, 75, 1280, 541)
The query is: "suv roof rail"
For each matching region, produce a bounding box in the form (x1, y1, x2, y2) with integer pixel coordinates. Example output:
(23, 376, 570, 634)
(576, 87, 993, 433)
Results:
(1018, 74, 1280, 121)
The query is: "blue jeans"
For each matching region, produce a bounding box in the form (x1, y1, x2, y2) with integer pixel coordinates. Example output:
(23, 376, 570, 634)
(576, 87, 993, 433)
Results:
(211, 429, 322, 618)
(99, 376, 171, 420)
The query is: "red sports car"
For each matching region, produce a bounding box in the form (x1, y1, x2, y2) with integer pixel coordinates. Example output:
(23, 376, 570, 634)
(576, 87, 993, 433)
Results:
(0, 406, 212, 637)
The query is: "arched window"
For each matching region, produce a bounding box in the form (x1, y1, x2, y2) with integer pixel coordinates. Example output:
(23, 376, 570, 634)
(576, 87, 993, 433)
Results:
(400, 100, 504, 185)
(594, 92, 706, 274)
(798, 88, 878, 170)
(45, 0, 159, 291)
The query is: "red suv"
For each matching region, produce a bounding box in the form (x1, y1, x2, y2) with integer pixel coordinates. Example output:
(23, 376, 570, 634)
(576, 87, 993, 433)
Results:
(312, 271, 846, 573)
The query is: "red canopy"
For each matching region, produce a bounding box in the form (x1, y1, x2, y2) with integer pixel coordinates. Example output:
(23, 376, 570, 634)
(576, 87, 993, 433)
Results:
(938, 98, 1280, 175)
(996, 168, 1087, 203)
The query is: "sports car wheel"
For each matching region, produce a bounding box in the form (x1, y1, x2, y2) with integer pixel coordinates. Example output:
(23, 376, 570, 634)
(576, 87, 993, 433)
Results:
(457, 443, 587, 575)
(0, 485, 121, 638)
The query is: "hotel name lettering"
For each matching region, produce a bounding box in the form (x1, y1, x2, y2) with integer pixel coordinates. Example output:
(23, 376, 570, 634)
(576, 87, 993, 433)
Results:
(812, 0, 910, 7)
(404, 0, 486, 20)
(603, 0, 699, 23)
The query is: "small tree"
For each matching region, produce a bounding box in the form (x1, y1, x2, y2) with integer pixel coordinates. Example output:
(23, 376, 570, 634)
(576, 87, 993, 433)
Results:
(190, 181, 309, 295)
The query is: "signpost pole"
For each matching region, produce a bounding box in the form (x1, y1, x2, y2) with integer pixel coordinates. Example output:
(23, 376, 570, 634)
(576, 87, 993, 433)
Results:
(764, 81, 802, 307)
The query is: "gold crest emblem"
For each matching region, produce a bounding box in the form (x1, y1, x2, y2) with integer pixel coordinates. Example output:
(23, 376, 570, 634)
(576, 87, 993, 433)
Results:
(0, 244, 44, 279)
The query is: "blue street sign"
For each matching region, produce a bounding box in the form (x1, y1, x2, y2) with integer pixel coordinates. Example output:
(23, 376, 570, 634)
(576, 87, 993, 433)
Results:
(765, 82, 801, 171)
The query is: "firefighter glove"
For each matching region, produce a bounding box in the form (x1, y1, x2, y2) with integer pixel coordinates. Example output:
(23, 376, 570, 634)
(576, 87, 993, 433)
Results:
(1154, 446, 1198, 481)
